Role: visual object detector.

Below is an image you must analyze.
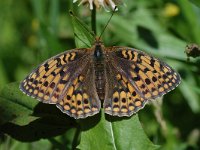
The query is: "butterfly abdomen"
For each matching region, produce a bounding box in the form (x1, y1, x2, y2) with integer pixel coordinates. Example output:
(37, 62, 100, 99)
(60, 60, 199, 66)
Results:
(94, 61, 105, 101)
(94, 44, 106, 101)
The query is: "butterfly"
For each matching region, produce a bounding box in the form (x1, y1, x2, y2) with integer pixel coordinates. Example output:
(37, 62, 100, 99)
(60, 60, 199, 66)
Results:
(20, 37, 181, 119)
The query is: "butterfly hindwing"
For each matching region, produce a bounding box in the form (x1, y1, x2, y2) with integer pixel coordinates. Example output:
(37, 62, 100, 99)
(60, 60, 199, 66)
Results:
(104, 61, 145, 116)
(56, 64, 101, 119)
(104, 47, 181, 116)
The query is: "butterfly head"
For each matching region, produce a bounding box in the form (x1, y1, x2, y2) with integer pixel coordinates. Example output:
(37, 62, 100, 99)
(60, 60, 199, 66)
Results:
(93, 37, 105, 60)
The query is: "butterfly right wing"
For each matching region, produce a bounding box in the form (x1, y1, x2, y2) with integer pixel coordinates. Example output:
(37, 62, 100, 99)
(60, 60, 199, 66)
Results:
(103, 47, 181, 117)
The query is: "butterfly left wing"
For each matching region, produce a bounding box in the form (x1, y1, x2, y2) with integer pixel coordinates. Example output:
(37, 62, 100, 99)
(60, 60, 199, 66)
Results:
(20, 49, 100, 119)
(104, 46, 181, 117)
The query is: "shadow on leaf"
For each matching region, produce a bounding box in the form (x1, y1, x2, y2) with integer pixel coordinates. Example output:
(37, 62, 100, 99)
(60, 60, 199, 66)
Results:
(1, 103, 78, 142)
(78, 110, 101, 131)
(105, 113, 136, 122)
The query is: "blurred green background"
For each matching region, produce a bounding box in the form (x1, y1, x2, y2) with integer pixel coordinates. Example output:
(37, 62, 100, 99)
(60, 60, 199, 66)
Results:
(0, 0, 200, 149)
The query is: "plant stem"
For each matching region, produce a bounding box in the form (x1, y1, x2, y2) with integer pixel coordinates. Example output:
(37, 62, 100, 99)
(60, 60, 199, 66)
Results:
(91, 3, 96, 35)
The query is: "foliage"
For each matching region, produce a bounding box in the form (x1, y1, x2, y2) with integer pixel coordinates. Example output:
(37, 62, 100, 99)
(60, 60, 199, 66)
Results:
(0, 0, 200, 150)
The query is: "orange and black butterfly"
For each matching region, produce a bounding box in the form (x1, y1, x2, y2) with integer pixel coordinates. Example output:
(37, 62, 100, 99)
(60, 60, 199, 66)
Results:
(20, 36, 181, 119)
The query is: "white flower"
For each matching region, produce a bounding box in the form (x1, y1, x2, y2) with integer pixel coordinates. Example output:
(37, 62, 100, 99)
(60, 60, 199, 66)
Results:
(73, 0, 123, 10)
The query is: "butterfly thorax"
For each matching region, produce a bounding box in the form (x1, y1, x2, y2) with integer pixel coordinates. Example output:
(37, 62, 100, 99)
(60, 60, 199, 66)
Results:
(93, 42, 106, 101)
(94, 44, 104, 60)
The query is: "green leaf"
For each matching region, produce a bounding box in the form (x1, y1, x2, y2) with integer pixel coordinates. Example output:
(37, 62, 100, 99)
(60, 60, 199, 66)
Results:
(77, 111, 159, 150)
(0, 138, 52, 150)
(70, 11, 94, 48)
(178, 0, 200, 44)
(0, 82, 39, 125)
(189, 0, 200, 7)
(0, 82, 77, 142)
(0, 60, 9, 87)
(179, 80, 200, 113)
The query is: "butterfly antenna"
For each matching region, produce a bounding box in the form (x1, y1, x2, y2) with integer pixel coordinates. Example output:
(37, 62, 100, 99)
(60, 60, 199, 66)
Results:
(99, 6, 118, 39)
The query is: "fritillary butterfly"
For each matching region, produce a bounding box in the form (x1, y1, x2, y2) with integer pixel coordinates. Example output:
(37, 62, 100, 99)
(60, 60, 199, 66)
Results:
(20, 38, 181, 119)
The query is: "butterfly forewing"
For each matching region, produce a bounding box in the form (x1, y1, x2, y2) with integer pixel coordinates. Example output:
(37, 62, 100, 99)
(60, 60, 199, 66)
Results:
(20, 48, 100, 119)
(103, 47, 181, 116)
